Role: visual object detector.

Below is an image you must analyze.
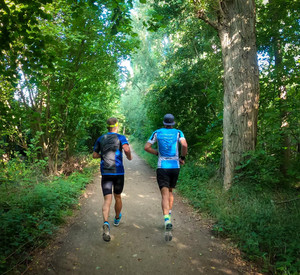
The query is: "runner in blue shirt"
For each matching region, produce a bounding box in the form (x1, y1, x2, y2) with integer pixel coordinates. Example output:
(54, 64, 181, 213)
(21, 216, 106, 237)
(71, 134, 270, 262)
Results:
(145, 114, 188, 241)
(93, 117, 132, 242)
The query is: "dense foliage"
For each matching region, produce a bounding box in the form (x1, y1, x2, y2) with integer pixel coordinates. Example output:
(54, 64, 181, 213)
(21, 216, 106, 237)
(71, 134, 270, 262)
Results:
(0, 162, 96, 273)
(0, 0, 136, 273)
(122, 0, 299, 182)
(0, 0, 136, 175)
(121, 0, 299, 273)
(1, 0, 299, 273)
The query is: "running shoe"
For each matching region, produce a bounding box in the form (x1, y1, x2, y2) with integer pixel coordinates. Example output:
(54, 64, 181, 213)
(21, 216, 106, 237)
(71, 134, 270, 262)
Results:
(102, 222, 111, 242)
(114, 213, 122, 226)
(165, 230, 173, 242)
(165, 221, 173, 231)
(164, 221, 173, 242)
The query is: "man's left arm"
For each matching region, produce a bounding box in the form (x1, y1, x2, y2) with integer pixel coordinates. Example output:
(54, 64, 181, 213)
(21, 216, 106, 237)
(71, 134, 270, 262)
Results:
(123, 144, 132, 160)
(144, 142, 159, 156)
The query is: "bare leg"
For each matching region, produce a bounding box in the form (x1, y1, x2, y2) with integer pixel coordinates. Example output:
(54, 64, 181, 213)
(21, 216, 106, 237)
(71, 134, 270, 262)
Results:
(161, 187, 170, 215)
(169, 188, 174, 212)
(102, 194, 112, 222)
(114, 193, 122, 218)
(161, 187, 173, 241)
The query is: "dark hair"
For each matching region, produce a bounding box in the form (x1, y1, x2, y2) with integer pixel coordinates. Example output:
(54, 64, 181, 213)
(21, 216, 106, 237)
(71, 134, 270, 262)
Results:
(107, 117, 118, 125)
(107, 117, 118, 130)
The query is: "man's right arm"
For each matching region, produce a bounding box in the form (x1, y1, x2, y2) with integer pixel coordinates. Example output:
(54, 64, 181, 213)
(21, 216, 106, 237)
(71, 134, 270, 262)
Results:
(93, 151, 100, 159)
(93, 139, 101, 159)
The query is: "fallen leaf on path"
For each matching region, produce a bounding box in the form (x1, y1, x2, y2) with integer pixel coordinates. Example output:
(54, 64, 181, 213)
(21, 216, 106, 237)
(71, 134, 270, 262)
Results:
(132, 254, 138, 257)
(96, 267, 100, 270)
(138, 258, 142, 262)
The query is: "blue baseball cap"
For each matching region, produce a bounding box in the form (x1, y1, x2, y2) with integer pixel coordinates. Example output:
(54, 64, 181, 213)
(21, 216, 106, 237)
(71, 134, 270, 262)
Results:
(163, 114, 175, 126)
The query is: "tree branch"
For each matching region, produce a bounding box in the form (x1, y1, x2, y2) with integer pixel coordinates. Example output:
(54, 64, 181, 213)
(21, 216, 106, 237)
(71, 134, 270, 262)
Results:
(196, 9, 219, 31)
(276, 197, 300, 204)
(218, 0, 226, 21)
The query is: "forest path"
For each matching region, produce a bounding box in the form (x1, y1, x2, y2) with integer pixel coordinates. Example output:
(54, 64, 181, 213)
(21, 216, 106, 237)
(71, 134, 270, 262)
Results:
(28, 151, 260, 275)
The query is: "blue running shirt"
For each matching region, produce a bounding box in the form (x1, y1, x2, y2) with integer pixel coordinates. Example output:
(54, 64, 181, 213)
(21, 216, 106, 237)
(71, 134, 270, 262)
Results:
(94, 133, 129, 175)
(147, 128, 185, 169)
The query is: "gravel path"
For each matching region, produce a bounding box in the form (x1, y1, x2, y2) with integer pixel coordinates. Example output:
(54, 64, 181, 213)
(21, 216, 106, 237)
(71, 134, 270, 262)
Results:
(28, 151, 261, 275)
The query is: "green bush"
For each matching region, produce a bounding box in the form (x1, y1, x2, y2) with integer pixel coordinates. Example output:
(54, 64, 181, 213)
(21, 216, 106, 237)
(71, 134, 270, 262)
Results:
(177, 161, 300, 274)
(0, 164, 96, 274)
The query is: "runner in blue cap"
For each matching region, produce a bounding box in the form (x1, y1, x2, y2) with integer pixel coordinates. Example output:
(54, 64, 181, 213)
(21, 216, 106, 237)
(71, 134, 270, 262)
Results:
(144, 114, 188, 241)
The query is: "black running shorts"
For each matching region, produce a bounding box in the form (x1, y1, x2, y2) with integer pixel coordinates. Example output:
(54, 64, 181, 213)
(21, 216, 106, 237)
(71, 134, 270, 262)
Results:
(156, 168, 180, 190)
(101, 175, 124, 196)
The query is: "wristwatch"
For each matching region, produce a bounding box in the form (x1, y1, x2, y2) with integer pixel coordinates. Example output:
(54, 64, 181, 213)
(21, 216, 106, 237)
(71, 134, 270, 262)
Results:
(180, 156, 186, 161)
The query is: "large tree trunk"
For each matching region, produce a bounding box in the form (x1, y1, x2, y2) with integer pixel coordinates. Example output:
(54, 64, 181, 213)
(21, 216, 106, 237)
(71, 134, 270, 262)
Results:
(218, 0, 260, 189)
(196, 0, 260, 189)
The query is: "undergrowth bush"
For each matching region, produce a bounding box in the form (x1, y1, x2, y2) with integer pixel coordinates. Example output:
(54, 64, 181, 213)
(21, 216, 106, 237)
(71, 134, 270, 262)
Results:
(178, 161, 300, 274)
(0, 162, 97, 274)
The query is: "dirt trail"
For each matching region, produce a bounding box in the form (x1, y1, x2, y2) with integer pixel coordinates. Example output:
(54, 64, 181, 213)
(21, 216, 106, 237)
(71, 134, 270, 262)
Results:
(28, 151, 261, 275)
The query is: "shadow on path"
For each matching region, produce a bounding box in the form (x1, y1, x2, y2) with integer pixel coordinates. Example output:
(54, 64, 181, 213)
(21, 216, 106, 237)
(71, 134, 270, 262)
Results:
(28, 151, 261, 275)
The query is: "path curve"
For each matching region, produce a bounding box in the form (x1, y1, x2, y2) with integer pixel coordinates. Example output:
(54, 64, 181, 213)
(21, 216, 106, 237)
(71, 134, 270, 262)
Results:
(28, 151, 261, 275)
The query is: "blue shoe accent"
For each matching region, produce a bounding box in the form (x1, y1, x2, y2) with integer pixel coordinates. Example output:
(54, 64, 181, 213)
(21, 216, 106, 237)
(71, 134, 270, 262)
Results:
(114, 213, 122, 226)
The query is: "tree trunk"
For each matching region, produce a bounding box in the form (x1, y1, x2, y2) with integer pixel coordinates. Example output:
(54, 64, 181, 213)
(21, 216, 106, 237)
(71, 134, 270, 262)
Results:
(270, 0, 290, 177)
(47, 142, 59, 175)
(275, 43, 290, 176)
(218, 0, 260, 189)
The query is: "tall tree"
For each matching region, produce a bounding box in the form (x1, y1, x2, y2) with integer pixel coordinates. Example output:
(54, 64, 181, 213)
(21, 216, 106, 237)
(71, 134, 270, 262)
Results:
(0, 0, 136, 174)
(256, 0, 300, 178)
(194, 0, 260, 189)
